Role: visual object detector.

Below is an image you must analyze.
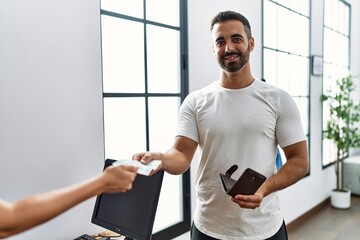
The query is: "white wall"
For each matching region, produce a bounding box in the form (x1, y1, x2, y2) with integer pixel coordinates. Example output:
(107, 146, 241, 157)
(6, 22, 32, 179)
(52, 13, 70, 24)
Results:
(1, 0, 360, 240)
(0, 0, 105, 239)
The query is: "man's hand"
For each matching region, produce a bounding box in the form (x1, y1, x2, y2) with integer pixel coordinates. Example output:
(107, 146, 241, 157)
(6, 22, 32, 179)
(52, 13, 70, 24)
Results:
(132, 152, 162, 164)
(231, 192, 264, 209)
(132, 152, 163, 175)
(132, 136, 197, 175)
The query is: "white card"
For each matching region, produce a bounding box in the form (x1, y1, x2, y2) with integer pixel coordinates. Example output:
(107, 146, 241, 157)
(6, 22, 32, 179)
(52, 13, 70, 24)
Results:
(112, 159, 161, 176)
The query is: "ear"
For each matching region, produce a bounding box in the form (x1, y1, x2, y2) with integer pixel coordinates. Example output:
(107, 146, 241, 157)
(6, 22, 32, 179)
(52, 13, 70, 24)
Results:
(249, 37, 255, 52)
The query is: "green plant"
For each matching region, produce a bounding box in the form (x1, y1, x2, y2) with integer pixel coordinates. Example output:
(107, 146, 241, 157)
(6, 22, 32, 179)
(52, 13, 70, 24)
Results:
(321, 75, 360, 192)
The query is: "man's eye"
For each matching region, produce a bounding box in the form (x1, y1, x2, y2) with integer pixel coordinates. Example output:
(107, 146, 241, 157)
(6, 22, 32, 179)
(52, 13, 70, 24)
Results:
(233, 38, 242, 43)
(216, 41, 224, 47)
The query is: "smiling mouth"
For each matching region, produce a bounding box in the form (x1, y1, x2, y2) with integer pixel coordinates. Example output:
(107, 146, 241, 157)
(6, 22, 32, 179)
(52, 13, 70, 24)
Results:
(224, 53, 239, 61)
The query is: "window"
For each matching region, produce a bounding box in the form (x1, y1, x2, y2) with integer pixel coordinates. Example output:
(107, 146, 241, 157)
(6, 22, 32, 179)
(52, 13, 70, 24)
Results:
(100, 0, 190, 239)
(322, 0, 351, 167)
(262, 0, 311, 166)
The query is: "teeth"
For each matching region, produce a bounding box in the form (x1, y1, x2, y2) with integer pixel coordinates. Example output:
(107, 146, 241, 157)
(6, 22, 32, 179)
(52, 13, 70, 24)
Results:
(225, 55, 237, 60)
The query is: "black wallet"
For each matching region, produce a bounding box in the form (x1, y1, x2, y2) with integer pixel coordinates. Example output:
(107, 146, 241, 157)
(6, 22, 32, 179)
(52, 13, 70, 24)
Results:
(219, 165, 266, 197)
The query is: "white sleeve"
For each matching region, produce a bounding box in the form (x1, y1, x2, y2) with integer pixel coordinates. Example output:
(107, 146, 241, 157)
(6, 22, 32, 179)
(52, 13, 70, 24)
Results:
(276, 91, 306, 148)
(177, 94, 199, 143)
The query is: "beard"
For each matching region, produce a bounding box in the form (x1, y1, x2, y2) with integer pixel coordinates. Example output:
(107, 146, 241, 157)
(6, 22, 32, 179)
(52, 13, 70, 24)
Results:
(219, 47, 250, 73)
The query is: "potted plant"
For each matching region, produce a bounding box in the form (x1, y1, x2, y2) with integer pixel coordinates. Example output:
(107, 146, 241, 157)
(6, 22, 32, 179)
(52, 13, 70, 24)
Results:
(321, 74, 360, 209)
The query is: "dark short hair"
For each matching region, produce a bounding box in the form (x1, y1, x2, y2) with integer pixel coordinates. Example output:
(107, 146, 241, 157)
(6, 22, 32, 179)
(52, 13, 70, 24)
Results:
(210, 10, 252, 39)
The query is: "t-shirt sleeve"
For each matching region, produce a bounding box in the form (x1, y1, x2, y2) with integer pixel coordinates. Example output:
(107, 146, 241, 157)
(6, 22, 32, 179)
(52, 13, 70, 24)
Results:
(177, 94, 199, 143)
(276, 91, 306, 148)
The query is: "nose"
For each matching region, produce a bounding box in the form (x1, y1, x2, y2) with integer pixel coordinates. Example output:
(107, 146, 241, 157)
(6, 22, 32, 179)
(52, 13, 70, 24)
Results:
(225, 41, 235, 52)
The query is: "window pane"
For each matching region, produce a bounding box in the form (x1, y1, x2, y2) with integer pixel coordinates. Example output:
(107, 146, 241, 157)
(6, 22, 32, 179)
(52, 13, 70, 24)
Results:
(102, 16, 145, 93)
(277, 7, 292, 53)
(322, 0, 350, 166)
(290, 14, 309, 56)
(276, 52, 309, 98)
(324, 0, 332, 27)
(263, 49, 278, 85)
(325, 0, 349, 34)
(149, 97, 182, 231)
(263, 1, 278, 49)
(146, 0, 179, 27)
(323, 63, 348, 84)
(338, 2, 346, 34)
(323, 28, 332, 63)
(333, 0, 342, 32)
(339, 36, 349, 67)
(103, 98, 146, 159)
(323, 139, 337, 165)
(276, 52, 291, 91)
(277, 0, 290, 8)
(147, 25, 181, 93)
(344, 6, 350, 35)
(154, 173, 182, 232)
(148, 97, 180, 150)
(324, 28, 349, 66)
(324, 0, 340, 29)
(288, 55, 309, 96)
(101, 0, 143, 18)
(277, 7, 309, 55)
(289, 0, 310, 16)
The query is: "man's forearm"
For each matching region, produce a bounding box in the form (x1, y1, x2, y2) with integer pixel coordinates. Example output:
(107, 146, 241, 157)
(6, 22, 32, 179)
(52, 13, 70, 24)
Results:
(160, 150, 192, 175)
(260, 157, 308, 197)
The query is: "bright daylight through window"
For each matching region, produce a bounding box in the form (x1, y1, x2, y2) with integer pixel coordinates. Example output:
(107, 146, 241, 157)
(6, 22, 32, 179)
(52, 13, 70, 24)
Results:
(322, 0, 351, 166)
(100, 0, 190, 239)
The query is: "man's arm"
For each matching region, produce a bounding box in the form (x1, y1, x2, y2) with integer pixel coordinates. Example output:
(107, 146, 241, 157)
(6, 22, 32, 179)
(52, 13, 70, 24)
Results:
(133, 136, 198, 175)
(232, 140, 309, 209)
(260, 140, 309, 196)
(0, 165, 137, 238)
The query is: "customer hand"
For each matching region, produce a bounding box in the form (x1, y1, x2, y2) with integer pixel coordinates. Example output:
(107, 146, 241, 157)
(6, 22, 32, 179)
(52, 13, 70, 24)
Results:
(99, 165, 137, 193)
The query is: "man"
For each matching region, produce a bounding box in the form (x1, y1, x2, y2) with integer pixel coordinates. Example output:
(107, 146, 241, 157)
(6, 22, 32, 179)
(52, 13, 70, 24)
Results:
(133, 11, 308, 239)
(0, 164, 137, 238)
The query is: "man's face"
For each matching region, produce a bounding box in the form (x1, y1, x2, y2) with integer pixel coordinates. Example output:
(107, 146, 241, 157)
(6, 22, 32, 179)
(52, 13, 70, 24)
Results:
(211, 20, 254, 73)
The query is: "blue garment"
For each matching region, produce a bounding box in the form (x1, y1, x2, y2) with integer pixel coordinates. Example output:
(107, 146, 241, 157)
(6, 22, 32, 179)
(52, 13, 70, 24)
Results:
(276, 149, 283, 170)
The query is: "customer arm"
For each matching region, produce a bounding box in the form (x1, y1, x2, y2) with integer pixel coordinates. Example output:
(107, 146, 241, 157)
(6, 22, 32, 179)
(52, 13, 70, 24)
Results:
(232, 140, 309, 209)
(133, 136, 198, 175)
(0, 165, 137, 238)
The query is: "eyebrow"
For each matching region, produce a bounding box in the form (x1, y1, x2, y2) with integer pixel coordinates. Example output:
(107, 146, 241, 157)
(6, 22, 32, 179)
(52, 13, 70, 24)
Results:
(231, 34, 243, 39)
(215, 33, 244, 43)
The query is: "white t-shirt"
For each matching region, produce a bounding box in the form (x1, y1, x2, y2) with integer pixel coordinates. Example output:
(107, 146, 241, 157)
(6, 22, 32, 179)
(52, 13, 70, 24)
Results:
(178, 79, 306, 239)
